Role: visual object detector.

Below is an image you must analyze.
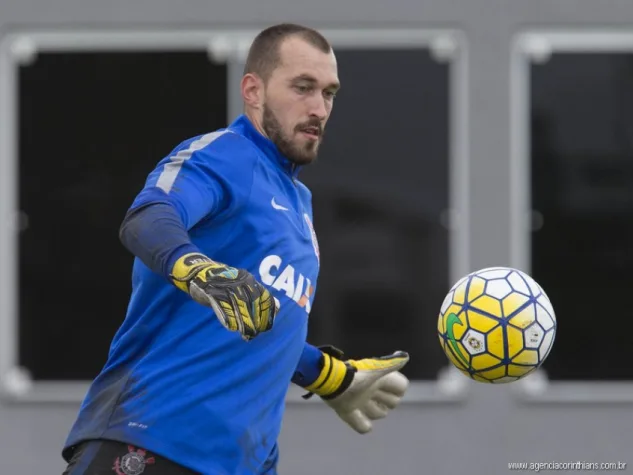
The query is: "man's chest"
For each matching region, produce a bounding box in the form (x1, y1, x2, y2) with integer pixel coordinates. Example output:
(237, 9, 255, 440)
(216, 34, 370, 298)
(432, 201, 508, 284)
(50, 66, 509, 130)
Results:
(244, 172, 320, 314)
(244, 170, 318, 260)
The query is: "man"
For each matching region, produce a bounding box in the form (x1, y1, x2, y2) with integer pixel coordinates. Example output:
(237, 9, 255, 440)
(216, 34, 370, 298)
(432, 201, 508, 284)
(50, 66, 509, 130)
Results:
(62, 23, 410, 475)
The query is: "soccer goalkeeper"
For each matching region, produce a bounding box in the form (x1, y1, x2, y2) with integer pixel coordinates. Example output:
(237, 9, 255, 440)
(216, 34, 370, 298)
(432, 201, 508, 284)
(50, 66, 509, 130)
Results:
(61, 23, 409, 475)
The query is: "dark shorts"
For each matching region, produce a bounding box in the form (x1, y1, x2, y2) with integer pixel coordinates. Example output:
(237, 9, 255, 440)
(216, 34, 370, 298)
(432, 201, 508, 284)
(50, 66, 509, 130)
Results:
(62, 439, 197, 475)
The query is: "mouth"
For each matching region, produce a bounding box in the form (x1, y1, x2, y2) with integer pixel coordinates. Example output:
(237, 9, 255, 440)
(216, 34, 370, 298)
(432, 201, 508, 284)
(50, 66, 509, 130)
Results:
(299, 126, 320, 140)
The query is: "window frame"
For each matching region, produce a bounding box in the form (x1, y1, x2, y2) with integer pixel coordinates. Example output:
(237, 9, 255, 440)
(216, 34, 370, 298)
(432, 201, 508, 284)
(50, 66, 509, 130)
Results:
(0, 28, 470, 404)
(510, 30, 633, 404)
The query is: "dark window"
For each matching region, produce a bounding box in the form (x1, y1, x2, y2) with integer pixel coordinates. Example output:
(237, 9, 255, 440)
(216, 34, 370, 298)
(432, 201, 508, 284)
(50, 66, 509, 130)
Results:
(18, 51, 227, 380)
(530, 53, 633, 380)
(301, 49, 451, 380)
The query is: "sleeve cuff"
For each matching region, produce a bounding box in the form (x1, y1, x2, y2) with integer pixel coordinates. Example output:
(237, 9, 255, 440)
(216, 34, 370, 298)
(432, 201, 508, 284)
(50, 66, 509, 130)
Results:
(291, 343, 325, 388)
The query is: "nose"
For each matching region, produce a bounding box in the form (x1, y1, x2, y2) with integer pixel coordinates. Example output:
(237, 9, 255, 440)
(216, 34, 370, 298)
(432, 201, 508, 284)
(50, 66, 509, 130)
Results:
(308, 94, 328, 120)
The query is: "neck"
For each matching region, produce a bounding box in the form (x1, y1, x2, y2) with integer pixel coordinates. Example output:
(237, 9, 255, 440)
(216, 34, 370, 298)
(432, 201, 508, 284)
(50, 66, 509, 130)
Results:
(244, 109, 268, 139)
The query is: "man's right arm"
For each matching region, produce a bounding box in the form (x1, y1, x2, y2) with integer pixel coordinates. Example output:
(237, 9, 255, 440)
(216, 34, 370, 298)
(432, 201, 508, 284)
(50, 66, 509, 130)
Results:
(120, 134, 252, 279)
(119, 200, 202, 282)
(118, 137, 277, 339)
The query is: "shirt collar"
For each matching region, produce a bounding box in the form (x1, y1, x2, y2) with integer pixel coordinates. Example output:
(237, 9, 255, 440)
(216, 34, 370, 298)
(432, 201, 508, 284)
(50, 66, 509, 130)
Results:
(229, 114, 302, 179)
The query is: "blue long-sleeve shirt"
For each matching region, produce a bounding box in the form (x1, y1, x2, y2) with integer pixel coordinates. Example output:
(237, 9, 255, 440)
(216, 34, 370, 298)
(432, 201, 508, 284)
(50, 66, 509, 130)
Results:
(63, 115, 323, 475)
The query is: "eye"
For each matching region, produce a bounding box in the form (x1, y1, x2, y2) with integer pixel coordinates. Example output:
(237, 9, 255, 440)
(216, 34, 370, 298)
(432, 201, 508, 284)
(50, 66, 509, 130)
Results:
(324, 90, 337, 99)
(294, 84, 310, 94)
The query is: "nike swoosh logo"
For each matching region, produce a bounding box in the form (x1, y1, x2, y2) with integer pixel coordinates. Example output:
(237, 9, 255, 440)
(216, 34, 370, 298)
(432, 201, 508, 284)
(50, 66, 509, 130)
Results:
(446, 312, 469, 367)
(271, 197, 289, 211)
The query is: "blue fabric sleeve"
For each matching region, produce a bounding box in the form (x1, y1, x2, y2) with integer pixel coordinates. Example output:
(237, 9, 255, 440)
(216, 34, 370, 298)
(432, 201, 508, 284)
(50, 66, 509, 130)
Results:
(120, 133, 257, 280)
(291, 343, 324, 387)
(129, 133, 256, 230)
(119, 202, 201, 281)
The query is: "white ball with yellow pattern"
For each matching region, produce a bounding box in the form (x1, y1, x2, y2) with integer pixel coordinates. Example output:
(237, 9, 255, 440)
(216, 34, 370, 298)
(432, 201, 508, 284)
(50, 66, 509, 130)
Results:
(437, 267, 556, 383)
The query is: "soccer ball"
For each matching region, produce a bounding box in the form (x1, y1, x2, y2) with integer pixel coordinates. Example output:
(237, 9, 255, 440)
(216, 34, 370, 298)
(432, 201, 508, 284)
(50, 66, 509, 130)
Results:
(437, 267, 556, 383)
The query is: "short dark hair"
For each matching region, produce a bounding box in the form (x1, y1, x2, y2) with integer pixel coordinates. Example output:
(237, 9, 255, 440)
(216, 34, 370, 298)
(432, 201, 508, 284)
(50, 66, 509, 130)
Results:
(244, 23, 332, 82)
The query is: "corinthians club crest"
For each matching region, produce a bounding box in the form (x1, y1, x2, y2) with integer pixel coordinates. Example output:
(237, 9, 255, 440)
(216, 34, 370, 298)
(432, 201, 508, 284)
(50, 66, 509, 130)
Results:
(113, 445, 155, 475)
(303, 213, 319, 263)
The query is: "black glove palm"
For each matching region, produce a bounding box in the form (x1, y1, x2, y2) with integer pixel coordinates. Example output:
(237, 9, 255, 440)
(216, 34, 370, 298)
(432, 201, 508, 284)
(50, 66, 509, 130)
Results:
(170, 253, 277, 340)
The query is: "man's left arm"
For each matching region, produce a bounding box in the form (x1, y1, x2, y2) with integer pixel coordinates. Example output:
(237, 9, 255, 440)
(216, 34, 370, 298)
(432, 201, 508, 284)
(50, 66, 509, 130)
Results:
(291, 342, 410, 433)
(291, 343, 325, 390)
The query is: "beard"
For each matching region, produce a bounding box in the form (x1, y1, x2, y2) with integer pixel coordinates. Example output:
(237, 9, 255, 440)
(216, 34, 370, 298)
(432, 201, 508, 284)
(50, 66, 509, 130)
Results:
(262, 103, 323, 166)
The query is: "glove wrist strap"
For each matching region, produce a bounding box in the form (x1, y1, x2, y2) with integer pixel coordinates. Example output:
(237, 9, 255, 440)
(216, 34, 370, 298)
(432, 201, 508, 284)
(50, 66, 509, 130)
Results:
(303, 352, 355, 400)
(169, 252, 214, 291)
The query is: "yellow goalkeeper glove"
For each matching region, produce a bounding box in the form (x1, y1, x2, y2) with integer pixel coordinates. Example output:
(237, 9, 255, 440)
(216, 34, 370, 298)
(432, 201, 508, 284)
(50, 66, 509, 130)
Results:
(170, 252, 278, 341)
(303, 345, 410, 433)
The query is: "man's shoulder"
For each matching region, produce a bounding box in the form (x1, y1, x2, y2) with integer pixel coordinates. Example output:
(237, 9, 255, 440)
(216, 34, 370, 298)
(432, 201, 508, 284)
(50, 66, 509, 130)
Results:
(294, 178, 312, 196)
(175, 128, 259, 159)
